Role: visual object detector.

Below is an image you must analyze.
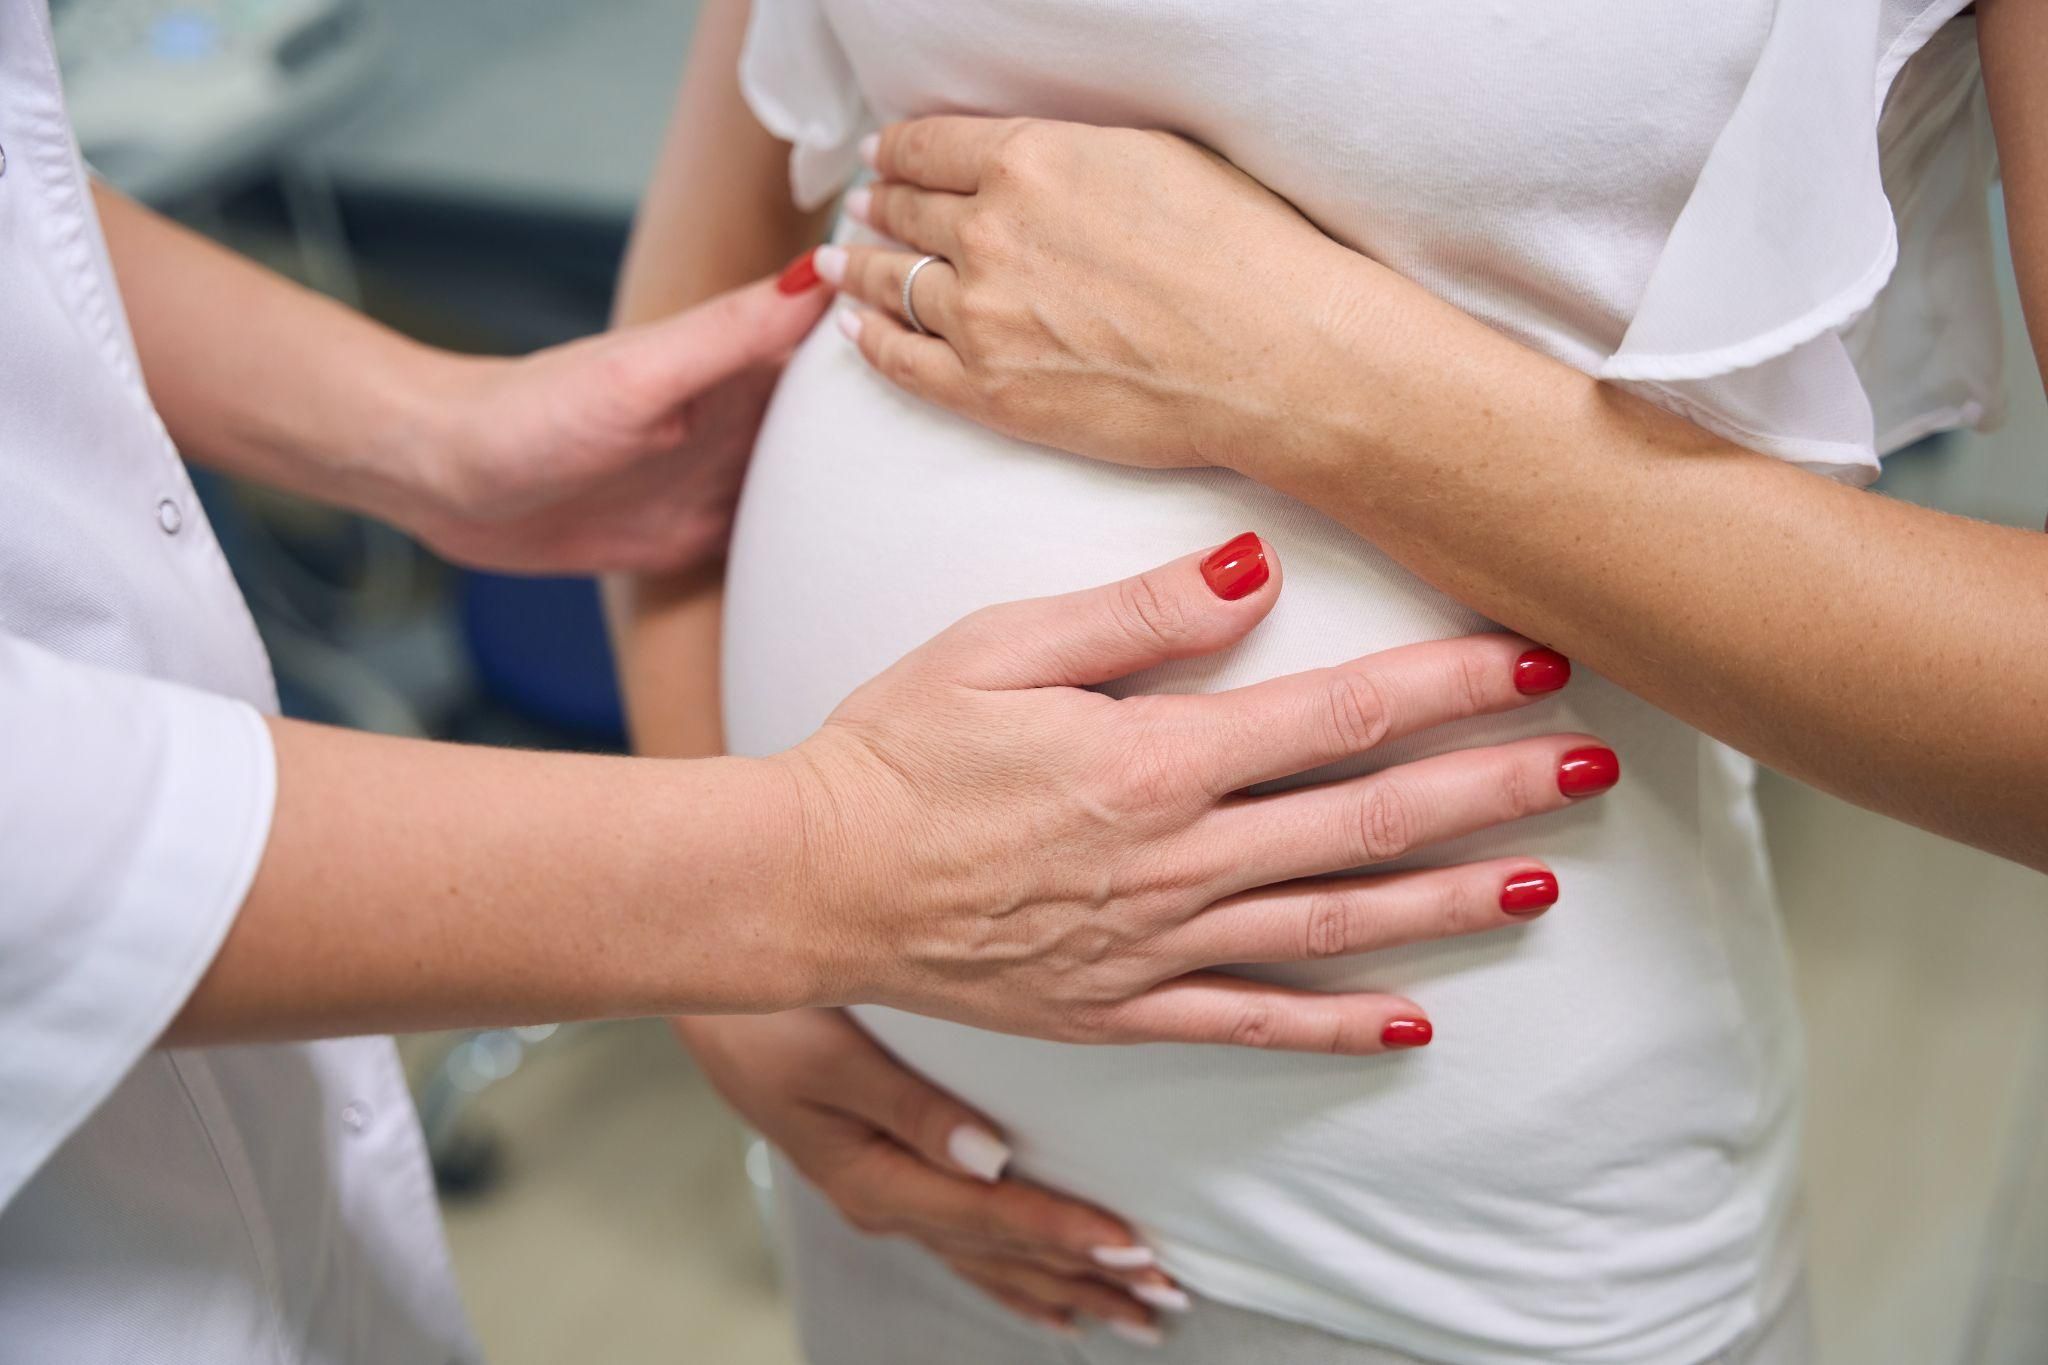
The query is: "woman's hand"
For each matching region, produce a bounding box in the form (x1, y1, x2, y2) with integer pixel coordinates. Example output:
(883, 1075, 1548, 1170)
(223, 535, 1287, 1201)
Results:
(817, 117, 1351, 472)
(679, 1010, 1187, 1340)
(400, 265, 832, 575)
(775, 533, 1613, 1050)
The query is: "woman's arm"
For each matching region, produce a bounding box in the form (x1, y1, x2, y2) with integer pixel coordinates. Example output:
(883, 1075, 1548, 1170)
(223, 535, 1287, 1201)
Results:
(178, 543, 1597, 1047)
(606, 0, 833, 756)
(823, 19, 2048, 871)
(97, 185, 826, 578)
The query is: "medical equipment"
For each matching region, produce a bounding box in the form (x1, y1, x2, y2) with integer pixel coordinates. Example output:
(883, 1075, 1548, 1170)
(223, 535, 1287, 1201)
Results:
(53, 0, 380, 201)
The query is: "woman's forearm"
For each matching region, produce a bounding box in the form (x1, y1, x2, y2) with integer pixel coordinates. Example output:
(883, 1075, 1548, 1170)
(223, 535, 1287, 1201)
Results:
(169, 719, 816, 1045)
(1243, 262, 2048, 870)
(606, 0, 831, 754)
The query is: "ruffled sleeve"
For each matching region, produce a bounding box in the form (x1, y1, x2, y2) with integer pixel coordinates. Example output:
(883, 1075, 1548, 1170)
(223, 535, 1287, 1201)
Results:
(740, 0, 875, 210)
(1601, 0, 2001, 482)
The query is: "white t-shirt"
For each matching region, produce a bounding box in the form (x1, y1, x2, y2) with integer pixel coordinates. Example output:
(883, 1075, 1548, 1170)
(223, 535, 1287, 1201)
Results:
(722, 4, 1995, 1362)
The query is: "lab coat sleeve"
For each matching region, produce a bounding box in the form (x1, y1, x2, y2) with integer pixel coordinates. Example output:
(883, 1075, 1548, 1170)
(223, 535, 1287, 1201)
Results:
(0, 629, 276, 1209)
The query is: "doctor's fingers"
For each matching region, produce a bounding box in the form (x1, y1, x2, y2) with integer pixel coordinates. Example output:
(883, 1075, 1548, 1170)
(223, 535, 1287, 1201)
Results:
(1174, 635, 1573, 795)
(1198, 733, 1619, 895)
(1166, 858, 1560, 969)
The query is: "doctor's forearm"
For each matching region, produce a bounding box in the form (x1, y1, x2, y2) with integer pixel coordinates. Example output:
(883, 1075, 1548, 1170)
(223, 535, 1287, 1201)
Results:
(92, 185, 473, 524)
(166, 718, 822, 1045)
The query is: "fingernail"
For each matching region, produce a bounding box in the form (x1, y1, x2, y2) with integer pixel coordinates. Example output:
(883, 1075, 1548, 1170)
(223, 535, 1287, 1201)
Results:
(1500, 869, 1559, 916)
(1557, 745, 1621, 798)
(1381, 1018, 1433, 1049)
(1200, 531, 1269, 601)
(858, 133, 880, 168)
(776, 249, 821, 295)
(813, 244, 848, 287)
(1108, 1321, 1165, 1348)
(1513, 647, 1571, 695)
(835, 309, 864, 343)
(1092, 1245, 1157, 1270)
(843, 186, 872, 224)
(1131, 1283, 1192, 1314)
(947, 1124, 1012, 1183)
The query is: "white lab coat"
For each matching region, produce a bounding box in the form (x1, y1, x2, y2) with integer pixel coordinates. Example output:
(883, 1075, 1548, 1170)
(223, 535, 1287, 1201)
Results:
(0, 3, 477, 1359)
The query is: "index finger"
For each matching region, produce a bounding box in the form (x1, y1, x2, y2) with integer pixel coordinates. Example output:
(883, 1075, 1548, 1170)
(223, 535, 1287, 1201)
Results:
(871, 116, 1029, 193)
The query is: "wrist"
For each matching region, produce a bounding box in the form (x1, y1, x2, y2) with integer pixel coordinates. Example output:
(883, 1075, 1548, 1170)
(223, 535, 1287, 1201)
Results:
(343, 340, 505, 535)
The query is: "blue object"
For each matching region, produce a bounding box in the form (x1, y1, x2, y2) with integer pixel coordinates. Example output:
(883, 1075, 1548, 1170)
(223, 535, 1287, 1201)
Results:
(458, 572, 626, 745)
(150, 11, 223, 61)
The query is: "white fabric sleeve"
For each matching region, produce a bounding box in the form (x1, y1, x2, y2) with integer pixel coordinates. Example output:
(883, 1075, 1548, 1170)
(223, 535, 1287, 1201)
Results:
(0, 630, 276, 1209)
(739, 0, 875, 210)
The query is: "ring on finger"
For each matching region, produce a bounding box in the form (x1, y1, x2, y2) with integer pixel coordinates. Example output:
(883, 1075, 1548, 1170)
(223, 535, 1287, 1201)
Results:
(902, 253, 945, 336)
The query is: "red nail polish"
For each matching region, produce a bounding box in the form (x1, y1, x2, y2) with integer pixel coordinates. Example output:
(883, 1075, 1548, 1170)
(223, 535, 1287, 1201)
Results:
(1381, 1018, 1433, 1049)
(1200, 532, 1269, 601)
(1557, 746, 1620, 797)
(777, 249, 821, 294)
(1514, 647, 1571, 695)
(1500, 870, 1559, 916)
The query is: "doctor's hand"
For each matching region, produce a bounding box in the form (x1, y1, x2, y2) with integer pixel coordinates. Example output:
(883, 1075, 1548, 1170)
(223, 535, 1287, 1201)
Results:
(677, 1010, 1182, 1340)
(395, 266, 831, 575)
(779, 534, 1611, 1050)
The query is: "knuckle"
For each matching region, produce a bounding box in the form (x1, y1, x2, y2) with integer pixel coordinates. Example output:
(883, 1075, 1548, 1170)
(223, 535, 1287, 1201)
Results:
(1226, 998, 1280, 1050)
(1355, 779, 1424, 863)
(1302, 884, 1361, 959)
(990, 120, 1053, 181)
(1113, 573, 1198, 650)
(1324, 670, 1394, 754)
(895, 120, 934, 175)
(1496, 751, 1540, 817)
(955, 208, 1005, 258)
(1454, 647, 1498, 718)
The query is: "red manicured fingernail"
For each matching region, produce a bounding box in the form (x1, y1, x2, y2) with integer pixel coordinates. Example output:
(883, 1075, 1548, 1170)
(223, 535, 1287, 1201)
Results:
(1501, 870, 1559, 916)
(1557, 746, 1620, 797)
(1200, 532, 1269, 601)
(1381, 1018, 1433, 1049)
(1514, 647, 1571, 695)
(776, 249, 821, 294)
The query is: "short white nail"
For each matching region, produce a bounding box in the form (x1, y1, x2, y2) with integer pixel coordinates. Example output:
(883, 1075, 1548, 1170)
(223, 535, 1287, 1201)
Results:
(813, 245, 848, 287)
(946, 1124, 1011, 1182)
(835, 309, 864, 343)
(1091, 1245, 1156, 1270)
(1108, 1321, 1165, 1348)
(1131, 1283, 1191, 1314)
(843, 186, 872, 223)
(858, 133, 880, 168)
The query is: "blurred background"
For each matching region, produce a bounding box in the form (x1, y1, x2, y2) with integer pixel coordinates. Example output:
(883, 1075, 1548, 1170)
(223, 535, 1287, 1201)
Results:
(55, 0, 2048, 1361)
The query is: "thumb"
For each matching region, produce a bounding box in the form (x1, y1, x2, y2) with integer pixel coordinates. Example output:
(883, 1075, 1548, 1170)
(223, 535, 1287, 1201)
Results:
(933, 531, 1281, 691)
(630, 260, 835, 397)
(825, 1020, 1015, 1183)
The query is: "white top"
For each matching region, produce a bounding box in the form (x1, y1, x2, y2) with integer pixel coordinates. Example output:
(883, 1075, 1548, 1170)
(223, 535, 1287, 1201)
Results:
(744, 0, 2002, 482)
(0, 5, 476, 1360)
(723, 3, 1992, 1361)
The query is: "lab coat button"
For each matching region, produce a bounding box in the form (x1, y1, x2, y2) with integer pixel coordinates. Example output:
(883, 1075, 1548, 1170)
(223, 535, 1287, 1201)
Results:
(0, 142, 7, 178)
(340, 1101, 373, 1133)
(156, 499, 183, 534)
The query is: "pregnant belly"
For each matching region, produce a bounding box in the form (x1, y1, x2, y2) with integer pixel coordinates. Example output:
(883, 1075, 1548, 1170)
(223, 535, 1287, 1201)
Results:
(723, 325, 1802, 1357)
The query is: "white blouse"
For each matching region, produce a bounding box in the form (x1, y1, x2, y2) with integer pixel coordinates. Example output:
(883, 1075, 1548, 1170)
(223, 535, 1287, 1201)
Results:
(742, 0, 2001, 483)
